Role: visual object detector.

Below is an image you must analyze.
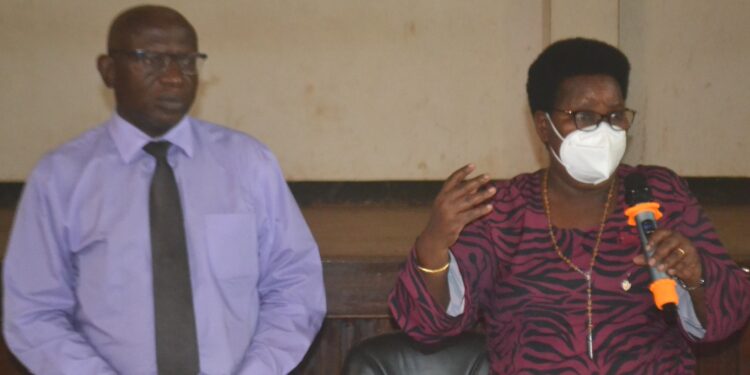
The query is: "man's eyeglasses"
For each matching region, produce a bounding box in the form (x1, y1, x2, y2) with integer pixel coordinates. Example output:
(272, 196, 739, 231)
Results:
(109, 49, 208, 76)
(551, 108, 636, 131)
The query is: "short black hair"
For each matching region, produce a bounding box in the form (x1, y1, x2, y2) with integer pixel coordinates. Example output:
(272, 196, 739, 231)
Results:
(526, 38, 630, 113)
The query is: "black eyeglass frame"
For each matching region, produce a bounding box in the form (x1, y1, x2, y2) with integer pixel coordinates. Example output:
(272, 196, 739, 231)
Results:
(108, 49, 208, 76)
(550, 108, 637, 131)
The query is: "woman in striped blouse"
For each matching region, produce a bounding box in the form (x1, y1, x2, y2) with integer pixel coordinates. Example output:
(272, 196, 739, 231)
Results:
(389, 38, 750, 374)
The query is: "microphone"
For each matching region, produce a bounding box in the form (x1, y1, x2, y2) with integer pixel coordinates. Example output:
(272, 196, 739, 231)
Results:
(624, 173, 678, 319)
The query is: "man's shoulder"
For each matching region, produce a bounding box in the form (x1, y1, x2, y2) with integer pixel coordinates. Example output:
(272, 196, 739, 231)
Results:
(189, 118, 275, 163)
(24, 123, 112, 196)
(36, 124, 112, 173)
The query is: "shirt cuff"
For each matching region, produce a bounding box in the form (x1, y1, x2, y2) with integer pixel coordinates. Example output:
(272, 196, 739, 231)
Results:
(677, 283, 706, 339)
(446, 250, 466, 317)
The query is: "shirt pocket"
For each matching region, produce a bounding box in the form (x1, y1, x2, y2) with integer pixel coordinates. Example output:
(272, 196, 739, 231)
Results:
(205, 213, 259, 281)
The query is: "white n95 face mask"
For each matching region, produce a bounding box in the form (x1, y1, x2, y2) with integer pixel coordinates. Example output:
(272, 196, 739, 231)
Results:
(545, 113, 627, 185)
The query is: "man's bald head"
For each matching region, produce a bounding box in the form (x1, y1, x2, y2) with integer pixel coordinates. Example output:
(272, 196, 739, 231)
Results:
(98, 5, 201, 137)
(107, 5, 197, 52)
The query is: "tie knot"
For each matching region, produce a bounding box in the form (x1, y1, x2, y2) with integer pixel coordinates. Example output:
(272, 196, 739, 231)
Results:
(144, 141, 172, 161)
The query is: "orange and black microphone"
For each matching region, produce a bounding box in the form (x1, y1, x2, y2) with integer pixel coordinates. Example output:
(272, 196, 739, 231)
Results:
(624, 173, 678, 321)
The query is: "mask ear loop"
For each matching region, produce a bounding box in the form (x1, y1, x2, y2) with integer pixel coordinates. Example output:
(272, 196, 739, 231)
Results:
(545, 112, 566, 165)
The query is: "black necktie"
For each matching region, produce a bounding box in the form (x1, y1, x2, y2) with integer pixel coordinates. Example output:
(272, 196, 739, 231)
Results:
(144, 141, 200, 374)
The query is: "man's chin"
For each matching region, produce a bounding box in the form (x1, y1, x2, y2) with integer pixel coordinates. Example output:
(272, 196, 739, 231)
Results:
(154, 116, 185, 132)
(136, 113, 187, 137)
(154, 106, 189, 125)
(156, 99, 189, 113)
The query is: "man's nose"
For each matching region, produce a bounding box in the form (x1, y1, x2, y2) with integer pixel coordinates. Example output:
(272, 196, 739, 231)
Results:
(158, 58, 186, 84)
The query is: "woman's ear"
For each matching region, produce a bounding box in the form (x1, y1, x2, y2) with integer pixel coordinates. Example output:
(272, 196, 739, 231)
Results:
(533, 111, 550, 144)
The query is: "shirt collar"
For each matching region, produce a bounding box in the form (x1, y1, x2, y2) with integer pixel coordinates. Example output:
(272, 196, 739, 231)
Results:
(107, 113, 195, 163)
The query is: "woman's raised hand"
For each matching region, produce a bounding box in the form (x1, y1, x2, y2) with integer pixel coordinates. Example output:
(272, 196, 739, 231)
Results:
(416, 164, 496, 268)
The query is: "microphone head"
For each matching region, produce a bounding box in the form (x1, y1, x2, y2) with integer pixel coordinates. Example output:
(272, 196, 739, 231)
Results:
(624, 173, 652, 206)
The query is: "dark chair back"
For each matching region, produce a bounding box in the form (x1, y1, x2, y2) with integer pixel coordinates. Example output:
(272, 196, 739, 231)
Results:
(341, 332, 489, 375)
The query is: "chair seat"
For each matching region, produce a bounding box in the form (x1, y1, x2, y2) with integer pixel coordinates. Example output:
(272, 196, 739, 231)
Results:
(342, 332, 489, 375)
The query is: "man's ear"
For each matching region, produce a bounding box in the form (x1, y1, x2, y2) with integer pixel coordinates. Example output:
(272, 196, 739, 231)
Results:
(97, 54, 115, 88)
(533, 110, 550, 144)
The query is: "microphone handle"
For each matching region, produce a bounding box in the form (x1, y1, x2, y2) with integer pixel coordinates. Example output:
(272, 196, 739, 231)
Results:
(634, 209, 679, 320)
(634, 211, 671, 281)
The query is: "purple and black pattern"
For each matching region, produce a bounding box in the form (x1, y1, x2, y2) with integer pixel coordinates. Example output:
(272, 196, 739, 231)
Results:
(389, 165, 750, 374)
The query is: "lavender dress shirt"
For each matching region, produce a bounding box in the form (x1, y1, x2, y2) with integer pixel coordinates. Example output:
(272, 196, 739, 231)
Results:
(3, 115, 326, 374)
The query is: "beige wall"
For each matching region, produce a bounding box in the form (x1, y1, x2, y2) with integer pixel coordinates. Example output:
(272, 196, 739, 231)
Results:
(620, 1, 750, 176)
(1, 0, 748, 181)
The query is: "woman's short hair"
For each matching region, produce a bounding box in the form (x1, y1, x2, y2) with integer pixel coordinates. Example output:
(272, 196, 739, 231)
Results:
(526, 37, 630, 113)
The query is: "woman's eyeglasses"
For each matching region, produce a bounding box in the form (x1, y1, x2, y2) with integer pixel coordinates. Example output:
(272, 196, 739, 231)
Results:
(552, 108, 636, 131)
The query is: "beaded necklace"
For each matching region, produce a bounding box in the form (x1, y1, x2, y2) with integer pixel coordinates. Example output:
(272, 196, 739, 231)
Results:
(541, 168, 617, 360)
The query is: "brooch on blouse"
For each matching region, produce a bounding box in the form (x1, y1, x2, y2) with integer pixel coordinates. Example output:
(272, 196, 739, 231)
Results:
(621, 279, 632, 292)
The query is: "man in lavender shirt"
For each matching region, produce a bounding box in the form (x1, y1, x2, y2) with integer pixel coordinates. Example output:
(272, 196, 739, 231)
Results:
(3, 5, 326, 374)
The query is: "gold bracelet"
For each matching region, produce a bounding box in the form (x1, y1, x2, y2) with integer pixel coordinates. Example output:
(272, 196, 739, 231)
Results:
(416, 262, 450, 274)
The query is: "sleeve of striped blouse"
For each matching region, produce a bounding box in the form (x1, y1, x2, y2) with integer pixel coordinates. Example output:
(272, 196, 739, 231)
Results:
(674, 175, 750, 342)
(388, 221, 497, 344)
